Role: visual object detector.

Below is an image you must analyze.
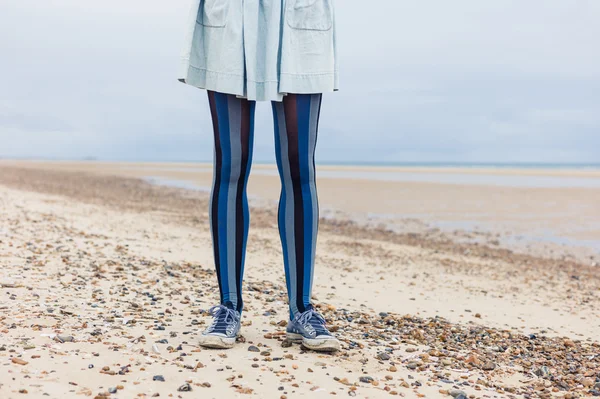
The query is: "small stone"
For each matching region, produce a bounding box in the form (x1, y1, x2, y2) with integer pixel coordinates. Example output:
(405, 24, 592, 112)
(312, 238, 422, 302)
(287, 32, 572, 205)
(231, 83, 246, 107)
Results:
(449, 389, 467, 398)
(376, 353, 390, 361)
(55, 335, 74, 343)
(582, 378, 594, 387)
(177, 383, 192, 392)
(481, 361, 496, 371)
(248, 345, 260, 352)
(153, 375, 165, 382)
(12, 357, 28, 365)
(359, 376, 374, 384)
(406, 361, 419, 370)
(108, 388, 117, 394)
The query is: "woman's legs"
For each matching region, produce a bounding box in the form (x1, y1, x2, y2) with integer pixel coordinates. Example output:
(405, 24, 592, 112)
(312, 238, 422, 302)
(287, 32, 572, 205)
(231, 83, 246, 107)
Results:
(272, 93, 322, 319)
(207, 91, 256, 313)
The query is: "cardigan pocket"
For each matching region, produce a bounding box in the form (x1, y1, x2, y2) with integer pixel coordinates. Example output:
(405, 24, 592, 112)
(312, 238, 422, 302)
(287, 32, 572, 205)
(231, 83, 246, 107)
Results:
(286, 0, 333, 31)
(197, 0, 230, 28)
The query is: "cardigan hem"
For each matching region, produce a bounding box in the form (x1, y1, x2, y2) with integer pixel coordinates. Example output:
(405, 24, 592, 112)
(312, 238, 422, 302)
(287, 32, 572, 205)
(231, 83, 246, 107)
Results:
(180, 60, 339, 101)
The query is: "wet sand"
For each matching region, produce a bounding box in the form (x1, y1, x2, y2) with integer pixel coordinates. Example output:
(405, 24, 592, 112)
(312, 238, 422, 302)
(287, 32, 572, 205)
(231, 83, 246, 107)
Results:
(0, 164, 599, 398)
(2, 160, 599, 262)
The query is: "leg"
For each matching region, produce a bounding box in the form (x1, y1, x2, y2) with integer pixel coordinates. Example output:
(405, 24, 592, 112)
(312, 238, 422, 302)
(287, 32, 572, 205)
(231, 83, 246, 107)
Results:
(208, 91, 255, 313)
(272, 93, 322, 319)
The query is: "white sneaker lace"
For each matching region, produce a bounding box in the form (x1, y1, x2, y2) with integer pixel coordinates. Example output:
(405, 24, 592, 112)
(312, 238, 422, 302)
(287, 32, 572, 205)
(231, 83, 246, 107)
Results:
(296, 308, 327, 337)
(206, 305, 238, 336)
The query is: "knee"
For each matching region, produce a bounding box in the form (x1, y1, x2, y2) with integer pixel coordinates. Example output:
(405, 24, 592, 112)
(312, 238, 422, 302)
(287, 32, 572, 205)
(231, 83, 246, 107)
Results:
(217, 156, 248, 185)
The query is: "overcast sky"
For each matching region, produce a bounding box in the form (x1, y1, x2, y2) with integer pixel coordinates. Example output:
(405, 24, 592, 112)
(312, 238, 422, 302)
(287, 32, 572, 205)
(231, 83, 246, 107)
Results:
(1, 0, 599, 164)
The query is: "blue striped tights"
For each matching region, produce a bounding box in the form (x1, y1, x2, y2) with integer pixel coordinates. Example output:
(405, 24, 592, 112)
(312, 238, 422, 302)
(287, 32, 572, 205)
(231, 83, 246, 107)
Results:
(207, 91, 322, 319)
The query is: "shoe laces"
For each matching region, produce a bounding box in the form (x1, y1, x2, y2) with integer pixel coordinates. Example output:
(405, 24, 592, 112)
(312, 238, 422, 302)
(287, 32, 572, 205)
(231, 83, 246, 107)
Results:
(296, 308, 328, 336)
(206, 305, 238, 335)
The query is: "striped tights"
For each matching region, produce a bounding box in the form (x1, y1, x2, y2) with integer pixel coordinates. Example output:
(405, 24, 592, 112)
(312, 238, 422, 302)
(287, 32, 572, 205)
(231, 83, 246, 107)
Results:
(207, 91, 322, 319)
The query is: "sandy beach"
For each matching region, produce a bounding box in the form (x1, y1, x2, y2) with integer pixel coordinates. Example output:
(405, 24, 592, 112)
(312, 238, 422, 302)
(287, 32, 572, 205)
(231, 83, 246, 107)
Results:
(1, 162, 599, 398)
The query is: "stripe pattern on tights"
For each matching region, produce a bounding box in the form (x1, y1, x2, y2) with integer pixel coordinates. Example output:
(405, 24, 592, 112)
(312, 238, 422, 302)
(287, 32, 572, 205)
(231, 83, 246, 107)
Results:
(273, 93, 322, 318)
(208, 91, 255, 312)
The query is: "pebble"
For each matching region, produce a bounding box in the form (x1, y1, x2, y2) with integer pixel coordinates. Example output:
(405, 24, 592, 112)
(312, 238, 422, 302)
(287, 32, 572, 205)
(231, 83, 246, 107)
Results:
(153, 375, 165, 382)
(583, 378, 595, 387)
(248, 345, 260, 352)
(359, 376, 374, 384)
(534, 366, 551, 377)
(177, 383, 192, 392)
(406, 361, 420, 370)
(55, 335, 74, 343)
(376, 353, 390, 361)
(481, 361, 496, 370)
(449, 389, 467, 397)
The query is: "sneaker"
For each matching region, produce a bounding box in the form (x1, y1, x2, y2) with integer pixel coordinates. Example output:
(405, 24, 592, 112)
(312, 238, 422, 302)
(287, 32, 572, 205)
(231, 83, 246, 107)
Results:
(198, 304, 241, 349)
(286, 306, 340, 352)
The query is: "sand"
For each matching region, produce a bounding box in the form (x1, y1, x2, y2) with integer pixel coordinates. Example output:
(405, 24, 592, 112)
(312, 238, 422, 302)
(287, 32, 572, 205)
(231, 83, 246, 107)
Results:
(0, 163, 599, 399)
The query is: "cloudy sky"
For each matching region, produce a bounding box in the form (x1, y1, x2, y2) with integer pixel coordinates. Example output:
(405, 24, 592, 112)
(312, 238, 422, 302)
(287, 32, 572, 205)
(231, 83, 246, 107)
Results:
(1, 0, 599, 164)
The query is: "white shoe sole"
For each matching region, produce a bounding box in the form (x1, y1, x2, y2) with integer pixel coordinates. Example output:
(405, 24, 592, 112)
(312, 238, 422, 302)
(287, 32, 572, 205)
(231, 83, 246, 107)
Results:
(286, 332, 340, 352)
(198, 334, 236, 349)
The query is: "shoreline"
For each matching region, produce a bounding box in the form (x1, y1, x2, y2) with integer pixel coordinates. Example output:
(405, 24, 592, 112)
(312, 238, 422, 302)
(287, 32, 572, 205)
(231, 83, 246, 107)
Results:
(1, 160, 598, 263)
(3, 159, 600, 177)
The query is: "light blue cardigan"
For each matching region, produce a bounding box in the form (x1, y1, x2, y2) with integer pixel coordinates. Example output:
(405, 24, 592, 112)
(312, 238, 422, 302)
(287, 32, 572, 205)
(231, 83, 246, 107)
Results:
(179, 0, 339, 101)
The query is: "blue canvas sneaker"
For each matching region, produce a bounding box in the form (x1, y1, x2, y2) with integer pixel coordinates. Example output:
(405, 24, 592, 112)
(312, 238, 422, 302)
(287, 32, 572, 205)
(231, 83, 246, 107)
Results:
(286, 306, 340, 352)
(198, 304, 241, 349)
